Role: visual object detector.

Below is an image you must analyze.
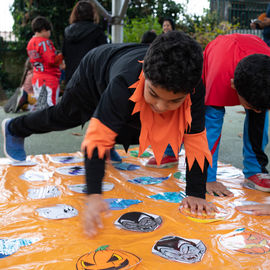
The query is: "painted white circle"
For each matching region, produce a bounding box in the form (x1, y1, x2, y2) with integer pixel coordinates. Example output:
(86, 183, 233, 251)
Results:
(49, 155, 83, 164)
(28, 186, 61, 199)
(11, 160, 37, 167)
(102, 182, 114, 192)
(36, 204, 78, 219)
(55, 166, 85, 176)
(68, 182, 114, 193)
(217, 167, 243, 180)
(20, 170, 52, 182)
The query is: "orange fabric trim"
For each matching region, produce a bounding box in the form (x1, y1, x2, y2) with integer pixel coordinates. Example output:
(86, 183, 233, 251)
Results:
(55, 54, 63, 65)
(81, 118, 117, 159)
(258, 13, 266, 21)
(129, 70, 192, 166)
(183, 129, 212, 171)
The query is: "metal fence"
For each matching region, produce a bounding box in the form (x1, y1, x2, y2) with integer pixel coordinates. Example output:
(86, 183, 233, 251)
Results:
(229, 28, 263, 38)
(211, 0, 269, 28)
(0, 31, 18, 42)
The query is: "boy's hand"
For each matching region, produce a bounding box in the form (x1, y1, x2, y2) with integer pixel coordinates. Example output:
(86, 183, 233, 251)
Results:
(206, 181, 234, 197)
(236, 204, 270, 215)
(182, 196, 217, 215)
(83, 194, 110, 237)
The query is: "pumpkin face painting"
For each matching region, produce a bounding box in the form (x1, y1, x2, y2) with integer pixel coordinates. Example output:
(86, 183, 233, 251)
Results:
(76, 245, 141, 270)
(220, 229, 270, 254)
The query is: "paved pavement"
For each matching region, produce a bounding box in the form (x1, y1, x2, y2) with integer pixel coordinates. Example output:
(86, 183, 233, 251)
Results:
(0, 105, 269, 171)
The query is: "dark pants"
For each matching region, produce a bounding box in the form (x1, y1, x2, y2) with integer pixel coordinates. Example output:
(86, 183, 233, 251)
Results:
(9, 89, 88, 138)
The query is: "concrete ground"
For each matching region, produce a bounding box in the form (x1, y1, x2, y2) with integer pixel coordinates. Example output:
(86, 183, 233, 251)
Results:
(0, 105, 269, 172)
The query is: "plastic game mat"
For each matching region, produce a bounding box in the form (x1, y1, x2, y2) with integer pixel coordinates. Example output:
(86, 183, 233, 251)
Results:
(0, 147, 270, 269)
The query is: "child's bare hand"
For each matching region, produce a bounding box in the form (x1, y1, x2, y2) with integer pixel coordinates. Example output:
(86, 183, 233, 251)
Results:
(206, 181, 234, 197)
(83, 194, 110, 237)
(182, 196, 217, 216)
(236, 204, 270, 215)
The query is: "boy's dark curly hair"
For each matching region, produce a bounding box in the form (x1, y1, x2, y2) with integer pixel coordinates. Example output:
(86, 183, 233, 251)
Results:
(234, 54, 270, 110)
(143, 31, 203, 94)
(31, 16, 52, 33)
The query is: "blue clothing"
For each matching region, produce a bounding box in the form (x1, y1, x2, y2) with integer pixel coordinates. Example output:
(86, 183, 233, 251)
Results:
(243, 109, 269, 177)
(205, 106, 225, 182)
(263, 3, 270, 46)
(206, 106, 269, 181)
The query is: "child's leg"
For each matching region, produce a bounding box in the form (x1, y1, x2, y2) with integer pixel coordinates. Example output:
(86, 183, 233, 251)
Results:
(205, 106, 225, 182)
(145, 144, 179, 167)
(243, 109, 269, 177)
(33, 77, 60, 107)
(32, 79, 42, 100)
(45, 82, 60, 106)
(110, 148, 122, 163)
(164, 144, 176, 156)
(2, 90, 86, 161)
(9, 91, 83, 138)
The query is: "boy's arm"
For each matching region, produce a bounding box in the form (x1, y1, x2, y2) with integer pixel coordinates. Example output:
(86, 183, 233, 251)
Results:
(182, 80, 216, 214)
(81, 76, 135, 237)
(183, 79, 212, 199)
(83, 148, 110, 237)
(236, 204, 270, 215)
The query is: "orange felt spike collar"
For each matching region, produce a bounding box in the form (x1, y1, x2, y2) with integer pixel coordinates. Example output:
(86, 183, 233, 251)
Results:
(129, 70, 192, 166)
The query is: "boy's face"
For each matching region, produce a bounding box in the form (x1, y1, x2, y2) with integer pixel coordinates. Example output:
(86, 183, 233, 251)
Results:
(231, 78, 261, 113)
(144, 78, 187, 114)
(40, 29, 51, 39)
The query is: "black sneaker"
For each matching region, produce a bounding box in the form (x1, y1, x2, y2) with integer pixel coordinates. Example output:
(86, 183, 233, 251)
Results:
(14, 89, 28, 112)
(3, 88, 23, 113)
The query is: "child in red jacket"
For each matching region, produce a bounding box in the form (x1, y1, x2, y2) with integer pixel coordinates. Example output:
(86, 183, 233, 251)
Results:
(27, 16, 64, 108)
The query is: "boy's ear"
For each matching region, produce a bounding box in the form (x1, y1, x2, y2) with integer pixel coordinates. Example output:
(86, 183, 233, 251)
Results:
(230, 78, 236, 89)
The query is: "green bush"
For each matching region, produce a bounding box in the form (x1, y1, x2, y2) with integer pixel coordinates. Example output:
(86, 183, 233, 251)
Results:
(179, 11, 239, 49)
(192, 20, 239, 49)
(123, 16, 162, 43)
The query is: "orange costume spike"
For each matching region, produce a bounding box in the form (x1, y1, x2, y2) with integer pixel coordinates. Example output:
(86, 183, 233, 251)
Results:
(129, 71, 212, 171)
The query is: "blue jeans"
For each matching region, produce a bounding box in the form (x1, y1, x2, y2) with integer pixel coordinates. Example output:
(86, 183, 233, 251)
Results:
(205, 106, 269, 181)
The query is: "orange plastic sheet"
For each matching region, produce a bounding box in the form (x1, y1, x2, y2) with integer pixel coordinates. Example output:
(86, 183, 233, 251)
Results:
(0, 147, 270, 270)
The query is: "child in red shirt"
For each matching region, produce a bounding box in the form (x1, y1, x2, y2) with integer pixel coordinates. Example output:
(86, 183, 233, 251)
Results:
(27, 16, 63, 108)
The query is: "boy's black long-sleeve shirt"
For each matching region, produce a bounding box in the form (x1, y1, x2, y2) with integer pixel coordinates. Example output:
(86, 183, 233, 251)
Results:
(67, 43, 210, 199)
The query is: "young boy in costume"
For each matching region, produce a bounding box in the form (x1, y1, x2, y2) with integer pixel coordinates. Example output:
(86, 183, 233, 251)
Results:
(2, 31, 214, 237)
(27, 16, 64, 108)
(140, 33, 270, 197)
(203, 33, 270, 196)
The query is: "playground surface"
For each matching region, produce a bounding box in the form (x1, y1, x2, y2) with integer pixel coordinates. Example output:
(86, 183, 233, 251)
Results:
(0, 105, 269, 172)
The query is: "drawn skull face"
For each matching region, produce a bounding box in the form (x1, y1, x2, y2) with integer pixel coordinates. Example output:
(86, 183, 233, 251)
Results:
(28, 186, 60, 199)
(36, 204, 78, 219)
(69, 166, 84, 175)
(117, 212, 162, 232)
(56, 165, 85, 176)
(153, 236, 206, 263)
